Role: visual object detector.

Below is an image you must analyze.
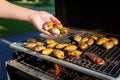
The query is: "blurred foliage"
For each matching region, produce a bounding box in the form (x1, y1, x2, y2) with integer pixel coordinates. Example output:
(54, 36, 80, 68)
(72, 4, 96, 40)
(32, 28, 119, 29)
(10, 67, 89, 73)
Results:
(0, 0, 55, 37)
(0, 19, 37, 37)
(9, 0, 55, 7)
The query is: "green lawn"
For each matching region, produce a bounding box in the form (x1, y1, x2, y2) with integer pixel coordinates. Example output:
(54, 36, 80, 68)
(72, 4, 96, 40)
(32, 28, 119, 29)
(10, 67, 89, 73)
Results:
(0, 19, 37, 37)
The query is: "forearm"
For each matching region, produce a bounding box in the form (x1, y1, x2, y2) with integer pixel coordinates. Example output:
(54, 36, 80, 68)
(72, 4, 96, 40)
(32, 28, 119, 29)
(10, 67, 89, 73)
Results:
(0, 0, 36, 22)
(0, 0, 61, 36)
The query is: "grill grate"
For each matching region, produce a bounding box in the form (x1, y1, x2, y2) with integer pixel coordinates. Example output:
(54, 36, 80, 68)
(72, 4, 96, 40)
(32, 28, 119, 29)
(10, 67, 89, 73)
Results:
(10, 29, 120, 79)
(83, 45, 120, 77)
(13, 51, 101, 80)
(39, 29, 120, 77)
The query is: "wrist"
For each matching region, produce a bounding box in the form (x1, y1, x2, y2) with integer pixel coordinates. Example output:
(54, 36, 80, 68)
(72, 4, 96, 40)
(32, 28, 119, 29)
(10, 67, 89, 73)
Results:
(27, 10, 40, 22)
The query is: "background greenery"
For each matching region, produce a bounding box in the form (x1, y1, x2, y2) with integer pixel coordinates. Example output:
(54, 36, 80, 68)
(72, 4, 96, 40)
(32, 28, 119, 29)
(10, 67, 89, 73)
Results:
(0, 0, 55, 37)
(10, 0, 55, 7)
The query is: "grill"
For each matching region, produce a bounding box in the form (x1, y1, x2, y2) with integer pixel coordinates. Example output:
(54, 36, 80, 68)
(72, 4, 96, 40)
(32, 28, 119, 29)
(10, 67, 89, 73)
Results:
(6, 1, 120, 80)
(6, 51, 101, 80)
(9, 29, 120, 80)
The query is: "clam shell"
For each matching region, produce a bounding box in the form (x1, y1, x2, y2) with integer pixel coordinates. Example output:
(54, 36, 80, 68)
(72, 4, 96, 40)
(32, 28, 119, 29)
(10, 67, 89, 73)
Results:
(49, 28, 60, 35)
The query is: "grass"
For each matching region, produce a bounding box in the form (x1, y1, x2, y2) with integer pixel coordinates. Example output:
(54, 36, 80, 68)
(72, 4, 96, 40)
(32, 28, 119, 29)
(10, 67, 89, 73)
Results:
(10, 0, 55, 7)
(0, 19, 37, 37)
(37, 7, 55, 12)
(0, 1, 55, 38)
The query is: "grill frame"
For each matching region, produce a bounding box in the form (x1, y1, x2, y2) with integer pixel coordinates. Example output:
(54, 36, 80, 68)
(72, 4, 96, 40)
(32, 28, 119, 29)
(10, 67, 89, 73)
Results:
(10, 28, 120, 80)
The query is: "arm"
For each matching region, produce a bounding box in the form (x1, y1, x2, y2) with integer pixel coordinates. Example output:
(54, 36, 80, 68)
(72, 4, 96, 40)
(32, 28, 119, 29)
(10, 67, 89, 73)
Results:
(0, 0, 60, 36)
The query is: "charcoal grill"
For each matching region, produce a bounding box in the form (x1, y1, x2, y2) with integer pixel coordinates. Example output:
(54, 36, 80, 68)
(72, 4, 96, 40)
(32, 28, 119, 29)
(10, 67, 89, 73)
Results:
(7, 0, 120, 80)
(6, 51, 101, 80)
(9, 28, 120, 80)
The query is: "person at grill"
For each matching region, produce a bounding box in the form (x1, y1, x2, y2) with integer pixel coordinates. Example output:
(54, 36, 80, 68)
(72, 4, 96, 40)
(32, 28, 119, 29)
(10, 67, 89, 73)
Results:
(0, 0, 61, 36)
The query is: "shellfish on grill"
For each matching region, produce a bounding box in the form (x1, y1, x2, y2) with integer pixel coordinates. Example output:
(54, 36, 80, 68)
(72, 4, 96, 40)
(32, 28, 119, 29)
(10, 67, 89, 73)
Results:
(33, 45, 46, 52)
(60, 27, 69, 34)
(25, 42, 36, 49)
(47, 42, 58, 48)
(55, 43, 69, 49)
(64, 44, 77, 51)
(73, 35, 82, 42)
(103, 41, 114, 50)
(34, 42, 45, 46)
(81, 37, 89, 42)
(87, 38, 94, 46)
(41, 48, 53, 55)
(109, 37, 119, 45)
(45, 39, 56, 44)
(79, 42, 88, 50)
(96, 37, 109, 45)
(54, 49, 64, 59)
(90, 35, 98, 40)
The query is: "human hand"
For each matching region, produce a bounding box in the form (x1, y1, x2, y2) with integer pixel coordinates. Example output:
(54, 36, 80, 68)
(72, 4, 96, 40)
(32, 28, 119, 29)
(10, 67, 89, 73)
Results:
(29, 11, 61, 36)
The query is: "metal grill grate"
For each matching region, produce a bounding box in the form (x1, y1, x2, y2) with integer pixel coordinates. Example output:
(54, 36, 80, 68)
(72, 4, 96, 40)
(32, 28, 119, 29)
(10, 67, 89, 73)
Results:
(83, 45, 120, 77)
(13, 51, 101, 80)
(10, 29, 120, 80)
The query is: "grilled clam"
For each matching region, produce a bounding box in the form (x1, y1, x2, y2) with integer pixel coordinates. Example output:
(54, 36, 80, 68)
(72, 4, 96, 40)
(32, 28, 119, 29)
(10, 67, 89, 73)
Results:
(79, 42, 88, 50)
(87, 38, 94, 46)
(109, 37, 119, 45)
(35, 42, 44, 46)
(43, 22, 54, 30)
(64, 44, 77, 51)
(103, 41, 114, 50)
(25, 42, 36, 49)
(45, 39, 56, 44)
(41, 48, 53, 55)
(53, 23, 63, 29)
(96, 37, 109, 45)
(43, 22, 69, 35)
(49, 28, 60, 35)
(55, 43, 69, 49)
(90, 35, 98, 40)
(60, 27, 69, 34)
(73, 35, 82, 42)
(67, 50, 82, 57)
(47, 42, 58, 48)
(33, 45, 46, 52)
(81, 37, 89, 42)
(54, 49, 64, 59)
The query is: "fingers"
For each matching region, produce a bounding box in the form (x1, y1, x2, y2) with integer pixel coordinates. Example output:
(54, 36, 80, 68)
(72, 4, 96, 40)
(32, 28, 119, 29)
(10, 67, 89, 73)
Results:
(30, 11, 61, 36)
(50, 16, 61, 23)
(39, 11, 61, 23)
